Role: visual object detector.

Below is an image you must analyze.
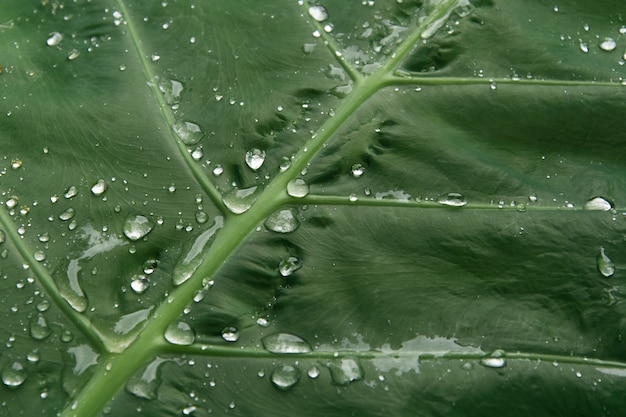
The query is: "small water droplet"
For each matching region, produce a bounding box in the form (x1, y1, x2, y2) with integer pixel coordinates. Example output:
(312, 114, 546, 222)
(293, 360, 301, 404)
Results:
(599, 37, 617, 52)
(308, 5, 329, 22)
(173, 121, 204, 145)
(46, 32, 63, 46)
(271, 365, 301, 390)
(125, 357, 167, 400)
(583, 197, 612, 211)
(29, 314, 52, 340)
(264, 208, 300, 233)
(130, 274, 150, 294)
(33, 250, 46, 262)
(123, 215, 154, 240)
(245, 148, 266, 171)
(59, 208, 75, 221)
(279, 257, 303, 277)
(579, 42, 589, 53)
(480, 349, 506, 368)
(597, 247, 615, 278)
(64, 185, 78, 199)
(262, 333, 312, 353)
(221, 327, 240, 342)
(5, 196, 18, 209)
(326, 357, 363, 385)
(191, 146, 203, 161)
(195, 210, 209, 224)
(307, 366, 320, 378)
(222, 186, 258, 214)
(11, 158, 22, 169)
(0, 230, 5, 244)
(2, 362, 27, 387)
(67, 49, 80, 60)
(351, 164, 365, 178)
(437, 192, 467, 207)
(287, 178, 309, 198)
(164, 321, 195, 345)
(91, 179, 107, 196)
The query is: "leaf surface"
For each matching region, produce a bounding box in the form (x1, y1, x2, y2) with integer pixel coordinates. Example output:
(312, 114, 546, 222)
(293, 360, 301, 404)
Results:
(1, 0, 626, 416)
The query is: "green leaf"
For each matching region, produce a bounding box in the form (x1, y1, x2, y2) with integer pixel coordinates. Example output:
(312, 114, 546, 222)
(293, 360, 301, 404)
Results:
(1, 0, 626, 416)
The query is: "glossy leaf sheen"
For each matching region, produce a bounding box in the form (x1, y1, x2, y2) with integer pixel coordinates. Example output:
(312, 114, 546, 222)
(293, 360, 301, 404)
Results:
(1, 1, 626, 416)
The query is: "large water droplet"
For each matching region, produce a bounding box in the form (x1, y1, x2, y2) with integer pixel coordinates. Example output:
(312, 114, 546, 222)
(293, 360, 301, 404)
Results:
(123, 215, 154, 241)
(480, 349, 506, 368)
(264, 208, 300, 233)
(279, 257, 303, 277)
(221, 327, 240, 342)
(287, 179, 309, 198)
(2, 362, 27, 387)
(326, 357, 363, 385)
(245, 148, 266, 171)
(308, 5, 329, 22)
(437, 192, 467, 207)
(222, 186, 258, 214)
(164, 321, 195, 345)
(262, 333, 312, 353)
(173, 121, 204, 145)
(270, 365, 301, 390)
(29, 314, 52, 340)
(59, 208, 75, 221)
(599, 37, 617, 51)
(597, 247, 615, 278)
(583, 197, 612, 211)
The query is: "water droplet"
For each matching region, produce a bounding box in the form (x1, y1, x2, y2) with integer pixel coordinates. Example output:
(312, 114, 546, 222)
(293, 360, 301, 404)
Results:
(91, 179, 107, 196)
(264, 208, 300, 233)
(599, 37, 617, 52)
(191, 146, 203, 161)
(480, 349, 506, 368)
(326, 357, 363, 385)
(279, 256, 303, 277)
(173, 121, 204, 145)
(308, 5, 328, 21)
(221, 327, 240, 342)
(33, 250, 46, 262)
(245, 148, 266, 171)
(164, 321, 195, 345)
(11, 158, 22, 169)
(351, 164, 365, 178)
(130, 275, 150, 294)
(29, 314, 52, 340)
(64, 185, 78, 199)
(67, 49, 80, 60)
(437, 192, 467, 207)
(46, 32, 63, 46)
(59, 208, 75, 221)
(597, 247, 615, 278)
(159, 78, 184, 106)
(262, 333, 312, 353)
(0, 230, 5, 244)
(123, 215, 154, 240)
(2, 362, 27, 387)
(212, 165, 224, 176)
(579, 42, 589, 53)
(307, 366, 320, 378)
(271, 365, 301, 390)
(287, 178, 309, 198)
(195, 210, 208, 224)
(222, 186, 258, 214)
(279, 157, 292, 171)
(583, 197, 612, 211)
(5, 196, 18, 209)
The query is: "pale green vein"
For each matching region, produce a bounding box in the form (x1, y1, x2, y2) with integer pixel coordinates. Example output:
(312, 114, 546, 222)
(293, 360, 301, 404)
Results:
(114, 0, 225, 214)
(294, 195, 626, 212)
(167, 343, 626, 371)
(0, 206, 106, 352)
(383, 73, 626, 88)
(301, 0, 363, 83)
